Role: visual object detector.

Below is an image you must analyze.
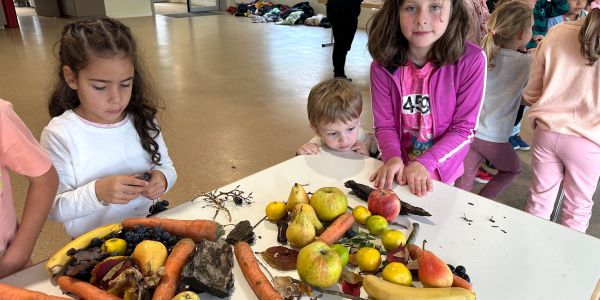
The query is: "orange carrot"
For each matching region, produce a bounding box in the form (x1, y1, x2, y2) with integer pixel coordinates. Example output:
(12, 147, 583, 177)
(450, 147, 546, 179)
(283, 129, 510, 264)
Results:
(0, 282, 70, 300)
(57, 276, 121, 300)
(152, 238, 196, 300)
(317, 212, 355, 245)
(452, 274, 473, 291)
(122, 218, 221, 242)
(234, 241, 283, 300)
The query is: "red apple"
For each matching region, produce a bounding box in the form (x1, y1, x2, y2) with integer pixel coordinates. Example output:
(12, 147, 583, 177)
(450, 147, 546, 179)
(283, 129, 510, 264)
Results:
(296, 241, 343, 288)
(367, 189, 401, 221)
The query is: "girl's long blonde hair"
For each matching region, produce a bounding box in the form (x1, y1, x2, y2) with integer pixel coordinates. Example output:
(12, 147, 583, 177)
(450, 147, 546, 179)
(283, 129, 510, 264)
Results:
(580, 8, 600, 65)
(480, 1, 532, 70)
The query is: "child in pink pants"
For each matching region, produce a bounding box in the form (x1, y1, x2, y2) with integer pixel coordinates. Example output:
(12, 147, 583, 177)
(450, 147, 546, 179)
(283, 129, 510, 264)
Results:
(523, 10, 600, 232)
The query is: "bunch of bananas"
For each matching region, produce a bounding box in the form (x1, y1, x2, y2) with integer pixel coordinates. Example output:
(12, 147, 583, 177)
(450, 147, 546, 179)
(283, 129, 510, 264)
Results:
(45, 223, 123, 275)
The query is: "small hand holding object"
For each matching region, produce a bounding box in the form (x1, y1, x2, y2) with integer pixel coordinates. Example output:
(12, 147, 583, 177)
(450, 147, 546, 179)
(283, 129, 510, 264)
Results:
(140, 170, 167, 200)
(403, 161, 433, 197)
(95, 175, 148, 204)
(351, 142, 369, 156)
(369, 157, 405, 189)
(297, 143, 320, 155)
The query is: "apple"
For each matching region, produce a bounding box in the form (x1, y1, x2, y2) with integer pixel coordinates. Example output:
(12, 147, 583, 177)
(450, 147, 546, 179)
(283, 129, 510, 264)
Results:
(297, 241, 343, 288)
(368, 188, 401, 221)
(309, 187, 348, 221)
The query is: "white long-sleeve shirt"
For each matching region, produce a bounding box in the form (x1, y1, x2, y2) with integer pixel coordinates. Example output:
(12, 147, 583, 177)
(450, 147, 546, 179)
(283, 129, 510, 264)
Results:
(40, 110, 177, 237)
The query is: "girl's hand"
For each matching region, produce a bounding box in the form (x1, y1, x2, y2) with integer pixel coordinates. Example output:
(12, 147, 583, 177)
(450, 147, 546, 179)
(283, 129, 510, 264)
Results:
(370, 157, 405, 189)
(0, 247, 30, 279)
(351, 142, 369, 156)
(532, 35, 543, 45)
(297, 143, 320, 155)
(141, 170, 168, 200)
(95, 175, 148, 204)
(403, 161, 433, 197)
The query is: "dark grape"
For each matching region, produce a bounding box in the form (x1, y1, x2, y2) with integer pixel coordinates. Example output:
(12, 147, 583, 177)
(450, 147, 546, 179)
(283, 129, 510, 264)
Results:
(447, 264, 455, 273)
(126, 249, 134, 256)
(168, 236, 179, 246)
(455, 265, 466, 275)
(90, 238, 102, 248)
(137, 172, 151, 181)
(66, 248, 77, 256)
(107, 232, 119, 239)
(233, 196, 243, 205)
(344, 229, 358, 238)
(461, 273, 471, 283)
(160, 199, 170, 206)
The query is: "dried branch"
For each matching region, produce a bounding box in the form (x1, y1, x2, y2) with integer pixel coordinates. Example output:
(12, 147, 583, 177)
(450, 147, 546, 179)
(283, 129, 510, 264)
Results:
(193, 185, 253, 222)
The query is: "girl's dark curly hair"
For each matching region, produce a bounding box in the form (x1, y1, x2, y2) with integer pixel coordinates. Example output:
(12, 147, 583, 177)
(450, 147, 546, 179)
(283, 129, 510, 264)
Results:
(49, 17, 163, 165)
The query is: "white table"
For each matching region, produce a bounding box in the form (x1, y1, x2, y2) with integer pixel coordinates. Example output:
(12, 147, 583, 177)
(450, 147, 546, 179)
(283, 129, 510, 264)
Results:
(3, 149, 600, 299)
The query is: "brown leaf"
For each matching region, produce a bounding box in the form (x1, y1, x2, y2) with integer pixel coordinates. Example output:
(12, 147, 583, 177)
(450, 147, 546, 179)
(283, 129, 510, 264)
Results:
(273, 276, 306, 298)
(340, 270, 363, 285)
(261, 246, 299, 271)
(387, 244, 410, 265)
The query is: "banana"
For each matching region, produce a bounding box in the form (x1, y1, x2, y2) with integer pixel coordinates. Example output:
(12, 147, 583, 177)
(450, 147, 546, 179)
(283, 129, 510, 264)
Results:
(363, 275, 476, 300)
(45, 223, 123, 275)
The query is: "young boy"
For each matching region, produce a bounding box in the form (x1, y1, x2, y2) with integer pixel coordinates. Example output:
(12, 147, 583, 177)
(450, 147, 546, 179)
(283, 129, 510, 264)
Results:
(296, 78, 379, 157)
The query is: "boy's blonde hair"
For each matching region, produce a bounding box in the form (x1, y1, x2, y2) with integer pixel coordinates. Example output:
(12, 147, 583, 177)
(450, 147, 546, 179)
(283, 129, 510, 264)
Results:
(307, 78, 362, 127)
(481, 1, 532, 70)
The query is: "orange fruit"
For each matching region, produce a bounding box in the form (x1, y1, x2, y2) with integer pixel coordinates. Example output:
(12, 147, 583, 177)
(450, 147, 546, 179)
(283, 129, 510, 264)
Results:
(356, 247, 381, 272)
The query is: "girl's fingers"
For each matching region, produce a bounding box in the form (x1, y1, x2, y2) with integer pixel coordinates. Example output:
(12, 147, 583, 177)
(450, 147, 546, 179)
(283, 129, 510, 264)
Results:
(385, 168, 396, 189)
(426, 178, 433, 192)
(122, 177, 148, 187)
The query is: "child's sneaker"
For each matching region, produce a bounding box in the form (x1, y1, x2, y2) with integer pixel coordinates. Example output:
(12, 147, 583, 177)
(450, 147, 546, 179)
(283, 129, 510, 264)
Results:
(512, 135, 530, 150)
(475, 167, 494, 184)
(485, 159, 496, 170)
(509, 135, 520, 150)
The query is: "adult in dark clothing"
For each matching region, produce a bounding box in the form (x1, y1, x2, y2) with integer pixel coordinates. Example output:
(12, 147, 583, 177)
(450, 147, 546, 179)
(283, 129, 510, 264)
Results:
(326, 0, 363, 79)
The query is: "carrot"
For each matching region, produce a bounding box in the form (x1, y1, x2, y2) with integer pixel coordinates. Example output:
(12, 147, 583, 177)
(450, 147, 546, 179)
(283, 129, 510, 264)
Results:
(122, 218, 222, 242)
(234, 241, 283, 300)
(56, 276, 121, 300)
(152, 238, 196, 300)
(317, 212, 355, 245)
(0, 282, 70, 300)
(452, 274, 473, 291)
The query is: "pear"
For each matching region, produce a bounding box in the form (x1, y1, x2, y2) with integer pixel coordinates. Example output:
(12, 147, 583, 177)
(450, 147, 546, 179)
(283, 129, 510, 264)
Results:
(417, 240, 453, 288)
(286, 207, 316, 248)
(286, 183, 310, 212)
(131, 240, 168, 276)
(292, 203, 324, 234)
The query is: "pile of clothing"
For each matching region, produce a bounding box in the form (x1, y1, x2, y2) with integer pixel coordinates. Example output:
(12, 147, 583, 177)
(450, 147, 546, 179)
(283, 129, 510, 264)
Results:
(227, 1, 331, 27)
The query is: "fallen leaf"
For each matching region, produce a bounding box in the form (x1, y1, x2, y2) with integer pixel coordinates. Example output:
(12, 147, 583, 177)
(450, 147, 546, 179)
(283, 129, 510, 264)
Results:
(261, 246, 299, 271)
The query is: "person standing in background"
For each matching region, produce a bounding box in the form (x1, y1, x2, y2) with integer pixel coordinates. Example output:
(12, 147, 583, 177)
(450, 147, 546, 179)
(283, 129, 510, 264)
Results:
(326, 0, 363, 81)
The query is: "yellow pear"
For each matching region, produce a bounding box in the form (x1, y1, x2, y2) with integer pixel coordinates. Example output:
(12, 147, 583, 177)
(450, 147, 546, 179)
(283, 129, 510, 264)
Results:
(292, 203, 324, 234)
(286, 183, 310, 212)
(286, 208, 316, 248)
(131, 240, 168, 276)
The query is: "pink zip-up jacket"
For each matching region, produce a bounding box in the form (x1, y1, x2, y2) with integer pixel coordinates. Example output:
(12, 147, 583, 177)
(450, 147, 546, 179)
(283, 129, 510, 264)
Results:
(370, 41, 487, 183)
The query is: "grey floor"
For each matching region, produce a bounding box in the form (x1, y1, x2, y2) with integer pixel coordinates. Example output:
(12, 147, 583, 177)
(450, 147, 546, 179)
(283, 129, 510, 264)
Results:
(1, 12, 598, 264)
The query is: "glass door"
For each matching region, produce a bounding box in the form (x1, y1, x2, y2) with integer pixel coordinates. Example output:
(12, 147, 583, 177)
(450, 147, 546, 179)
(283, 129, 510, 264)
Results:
(188, 0, 219, 12)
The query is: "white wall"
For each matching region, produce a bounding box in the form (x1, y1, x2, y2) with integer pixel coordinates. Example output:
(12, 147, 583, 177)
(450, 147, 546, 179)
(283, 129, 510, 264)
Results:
(224, 0, 376, 28)
(104, 0, 153, 18)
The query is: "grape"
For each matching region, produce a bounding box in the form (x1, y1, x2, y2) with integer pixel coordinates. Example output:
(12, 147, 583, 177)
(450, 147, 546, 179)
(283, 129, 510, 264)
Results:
(160, 199, 170, 206)
(66, 248, 77, 256)
(447, 264, 455, 273)
(90, 238, 102, 248)
(234, 196, 243, 205)
(461, 273, 471, 283)
(455, 265, 466, 275)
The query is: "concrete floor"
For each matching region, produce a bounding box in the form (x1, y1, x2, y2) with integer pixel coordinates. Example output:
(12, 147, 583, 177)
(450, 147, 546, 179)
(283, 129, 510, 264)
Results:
(1, 13, 598, 264)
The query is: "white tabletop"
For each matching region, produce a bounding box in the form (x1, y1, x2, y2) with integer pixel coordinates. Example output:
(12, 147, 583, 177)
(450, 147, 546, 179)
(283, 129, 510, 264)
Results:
(3, 149, 600, 299)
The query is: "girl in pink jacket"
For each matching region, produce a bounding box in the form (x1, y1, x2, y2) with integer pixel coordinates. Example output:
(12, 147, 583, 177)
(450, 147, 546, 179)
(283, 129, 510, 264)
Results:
(523, 9, 600, 232)
(367, 0, 486, 196)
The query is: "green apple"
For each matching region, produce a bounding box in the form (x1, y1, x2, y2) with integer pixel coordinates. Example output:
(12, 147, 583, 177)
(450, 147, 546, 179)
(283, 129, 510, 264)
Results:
(330, 244, 349, 267)
(297, 241, 343, 288)
(309, 187, 348, 221)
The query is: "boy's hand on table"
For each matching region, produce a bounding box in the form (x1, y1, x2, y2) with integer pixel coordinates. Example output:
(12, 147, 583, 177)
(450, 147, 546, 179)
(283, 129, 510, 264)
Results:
(141, 170, 167, 200)
(403, 161, 433, 197)
(297, 143, 320, 155)
(351, 142, 369, 156)
(95, 175, 148, 204)
(370, 157, 405, 189)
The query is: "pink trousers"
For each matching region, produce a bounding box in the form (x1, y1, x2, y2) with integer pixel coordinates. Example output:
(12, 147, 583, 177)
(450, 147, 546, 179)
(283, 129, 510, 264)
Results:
(525, 128, 600, 232)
